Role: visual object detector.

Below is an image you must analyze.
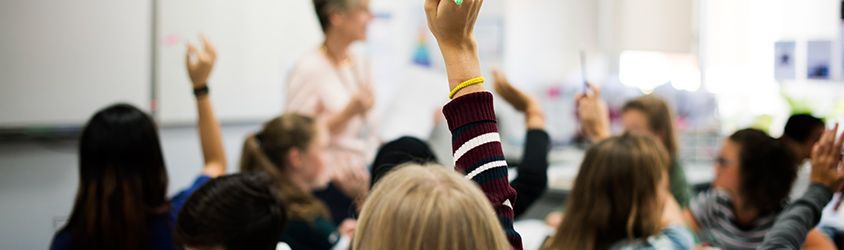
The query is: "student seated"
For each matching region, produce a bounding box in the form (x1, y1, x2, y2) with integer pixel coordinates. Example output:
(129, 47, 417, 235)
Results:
(683, 129, 835, 249)
(175, 173, 287, 250)
(781, 114, 825, 164)
(355, 165, 510, 250)
(781, 114, 826, 200)
(50, 36, 226, 250)
(577, 90, 692, 207)
(546, 89, 694, 229)
(760, 124, 844, 249)
(240, 114, 359, 250)
(353, 0, 522, 248)
(543, 133, 693, 250)
(368, 69, 550, 218)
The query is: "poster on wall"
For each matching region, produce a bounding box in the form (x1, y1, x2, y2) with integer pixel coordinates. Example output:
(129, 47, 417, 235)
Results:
(807, 40, 832, 80)
(774, 41, 796, 81)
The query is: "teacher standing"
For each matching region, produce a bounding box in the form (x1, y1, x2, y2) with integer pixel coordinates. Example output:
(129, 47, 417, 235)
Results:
(285, 0, 376, 225)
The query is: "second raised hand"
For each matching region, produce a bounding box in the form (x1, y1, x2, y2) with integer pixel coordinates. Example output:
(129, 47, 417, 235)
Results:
(186, 35, 217, 87)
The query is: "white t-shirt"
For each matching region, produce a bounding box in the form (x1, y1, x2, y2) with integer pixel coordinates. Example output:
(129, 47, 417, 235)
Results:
(285, 48, 379, 170)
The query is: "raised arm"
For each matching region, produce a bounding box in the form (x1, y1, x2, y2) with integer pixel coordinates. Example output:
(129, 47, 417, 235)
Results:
(425, 0, 522, 249)
(576, 85, 610, 141)
(492, 69, 549, 218)
(760, 124, 844, 249)
(186, 36, 226, 178)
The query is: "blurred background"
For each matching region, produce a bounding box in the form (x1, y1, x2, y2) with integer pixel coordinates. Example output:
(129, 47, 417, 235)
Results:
(2, 0, 844, 249)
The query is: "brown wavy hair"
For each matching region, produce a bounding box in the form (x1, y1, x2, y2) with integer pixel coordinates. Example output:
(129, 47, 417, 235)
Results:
(544, 133, 669, 250)
(240, 113, 330, 221)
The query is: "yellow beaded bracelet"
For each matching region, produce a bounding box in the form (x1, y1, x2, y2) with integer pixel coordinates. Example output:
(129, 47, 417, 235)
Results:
(449, 77, 485, 99)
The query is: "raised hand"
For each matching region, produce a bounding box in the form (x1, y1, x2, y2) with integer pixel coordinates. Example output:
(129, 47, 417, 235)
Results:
(576, 84, 610, 141)
(186, 35, 217, 87)
(184, 34, 226, 177)
(424, 0, 482, 50)
(810, 123, 844, 190)
(492, 68, 545, 129)
(492, 69, 533, 112)
(424, 0, 484, 97)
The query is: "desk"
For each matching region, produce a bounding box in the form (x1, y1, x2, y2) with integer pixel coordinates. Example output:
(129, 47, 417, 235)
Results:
(509, 148, 715, 192)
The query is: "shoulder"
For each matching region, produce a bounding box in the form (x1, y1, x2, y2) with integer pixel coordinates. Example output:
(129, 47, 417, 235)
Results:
(657, 225, 695, 249)
(169, 175, 213, 221)
(289, 49, 330, 76)
(609, 226, 694, 250)
(50, 230, 71, 250)
(689, 189, 733, 224)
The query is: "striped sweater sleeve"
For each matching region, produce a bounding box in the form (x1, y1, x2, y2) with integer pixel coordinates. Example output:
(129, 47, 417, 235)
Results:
(442, 91, 523, 250)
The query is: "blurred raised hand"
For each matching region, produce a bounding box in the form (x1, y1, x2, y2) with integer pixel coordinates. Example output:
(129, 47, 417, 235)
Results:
(492, 68, 544, 129)
(576, 84, 610, 141)
(186, 35, 217, 87)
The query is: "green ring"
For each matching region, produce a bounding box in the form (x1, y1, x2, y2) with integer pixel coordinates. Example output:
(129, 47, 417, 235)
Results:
(454, 0, 463, 6)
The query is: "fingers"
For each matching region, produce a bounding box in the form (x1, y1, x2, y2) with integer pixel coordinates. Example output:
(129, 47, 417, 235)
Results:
(825, 124, 838, 157)
(589, 83, 601, 97)
(491, 68, 505, 83)
(200, 34, 217, 61)
(469, 0, 482, 26)
(186, 42, 198, 69)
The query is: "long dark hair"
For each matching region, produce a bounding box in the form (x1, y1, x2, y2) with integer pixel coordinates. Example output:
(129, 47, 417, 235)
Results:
(56, 103, 169, 250)
(730, 129, 797, 215)
(175, 173, 287, 250)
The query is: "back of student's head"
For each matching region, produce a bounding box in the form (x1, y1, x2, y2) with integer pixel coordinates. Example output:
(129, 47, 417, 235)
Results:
(783, 114, 824, 143)
(354, 165, 510, 250)
(175, 173, 287, 250)
(546, 133, 669, 250)
(58, 103, 168, 250)
(729, 129, 797, 215)
(240, 113, 330, 220)
(369, 136, 438, 187)
(622, 95, 678, 161)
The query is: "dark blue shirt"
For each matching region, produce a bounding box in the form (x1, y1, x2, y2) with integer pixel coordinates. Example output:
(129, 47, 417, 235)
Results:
(50, 175, 211, 250)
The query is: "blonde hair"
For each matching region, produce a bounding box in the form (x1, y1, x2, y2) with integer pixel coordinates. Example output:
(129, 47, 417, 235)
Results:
(353, 165, 510, 250)
(544, 133, 669, 250)
(240, 113, 330, 221)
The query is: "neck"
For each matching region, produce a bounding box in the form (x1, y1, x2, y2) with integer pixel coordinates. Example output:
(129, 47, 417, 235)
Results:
(781, 137, 808, 162)
(732, 197, 759, 226)
(323, 32, 353, 65)
(285, 168, 312, 191)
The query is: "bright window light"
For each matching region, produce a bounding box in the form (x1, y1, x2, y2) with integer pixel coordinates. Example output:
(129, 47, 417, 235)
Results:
(619, 50, 701, 92)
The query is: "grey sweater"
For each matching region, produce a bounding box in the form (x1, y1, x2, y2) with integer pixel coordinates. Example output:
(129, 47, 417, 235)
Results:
(758, 183, 835, 249)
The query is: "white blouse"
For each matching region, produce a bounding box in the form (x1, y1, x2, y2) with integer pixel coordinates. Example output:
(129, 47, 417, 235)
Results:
(285, 48, 379, 170)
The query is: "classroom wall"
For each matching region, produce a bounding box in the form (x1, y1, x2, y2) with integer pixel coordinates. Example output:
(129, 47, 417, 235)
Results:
(701, 0, 843, 132)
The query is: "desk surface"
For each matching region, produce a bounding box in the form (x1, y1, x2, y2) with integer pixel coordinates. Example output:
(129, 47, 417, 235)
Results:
(508, 148, 714, 192)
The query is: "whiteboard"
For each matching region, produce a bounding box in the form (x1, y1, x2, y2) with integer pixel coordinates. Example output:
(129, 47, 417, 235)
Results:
(0, 0, 151, 127)
(157, 0, 323, 124)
